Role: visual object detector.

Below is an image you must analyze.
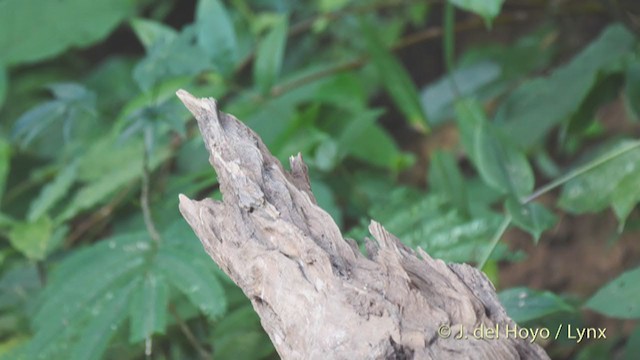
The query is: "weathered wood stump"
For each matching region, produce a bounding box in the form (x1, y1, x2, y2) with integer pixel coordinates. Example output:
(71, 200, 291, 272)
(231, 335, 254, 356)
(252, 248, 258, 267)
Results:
(176, 89, 549, 360)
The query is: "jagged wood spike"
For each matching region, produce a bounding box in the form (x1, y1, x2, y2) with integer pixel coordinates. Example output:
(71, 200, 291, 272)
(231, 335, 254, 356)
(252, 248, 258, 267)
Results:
(176, 89, 549, 360)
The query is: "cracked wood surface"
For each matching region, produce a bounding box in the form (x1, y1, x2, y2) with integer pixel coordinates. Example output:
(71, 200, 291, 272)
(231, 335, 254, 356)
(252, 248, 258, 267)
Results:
(176, 89, 550, 360)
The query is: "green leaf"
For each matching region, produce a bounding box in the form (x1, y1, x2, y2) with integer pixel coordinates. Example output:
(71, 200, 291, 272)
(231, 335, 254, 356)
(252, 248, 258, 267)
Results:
(499, 287, 574, 323)
(586, 266, 640, 319)
(428, 150, 469, 215)
(130, 18, 177, 52)
(0, 0, 135, 65)
(455, 99, 534, 198)
(625, 60, 640, 119)
(11, 83, 97, 150)
(27, 161, 78, 222)
(360, 19, 429, 132)
(505, 198, 556, 242)
(448, 0, 505, 24)
(496, 24, 635, 149)
(348, 124, 409, 171)
(421, 61, 501, 125)
(361, 187, 512, 263)
(558, 139, 640, 226)
(133, 27, 211, 92)
(8, 216, 53, 261)
(195, 0, 238, 74)
(59, 139, 170, 222)
(129, 272, 169, 342)
(69, 280, 137, 360)
(0, 138, 10, 204)
(157, 249, 226, 318)
(254, 16, 288, 94)
(28, 234, 147, 359)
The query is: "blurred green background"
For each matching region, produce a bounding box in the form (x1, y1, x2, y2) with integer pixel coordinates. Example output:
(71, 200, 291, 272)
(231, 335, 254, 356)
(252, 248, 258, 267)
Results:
(0, 0, 639, 359)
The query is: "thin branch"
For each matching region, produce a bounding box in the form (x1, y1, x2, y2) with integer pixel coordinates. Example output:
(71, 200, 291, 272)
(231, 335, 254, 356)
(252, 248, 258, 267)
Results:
(66, 186, 133, 245)
(522, 141, 640, 204)
(168, 303, 213, 360)
(477, 214, 512, 270)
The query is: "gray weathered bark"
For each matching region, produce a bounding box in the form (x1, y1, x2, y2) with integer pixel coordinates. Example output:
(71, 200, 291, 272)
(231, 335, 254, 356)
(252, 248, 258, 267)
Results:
(176, 89, 549, 360)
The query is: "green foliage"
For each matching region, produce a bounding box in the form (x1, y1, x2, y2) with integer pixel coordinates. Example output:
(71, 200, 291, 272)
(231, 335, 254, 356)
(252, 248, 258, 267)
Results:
(499, 287, 575, 323)
(360, 19, 429, 131)
(585, 266, 640, 319)
(1, 0, 639, 359)
(558, 139, 640, 227)
(0, 0, 136, 65)
(496, 24, 636, 149)
(448, 0, 505, 24)
(254, 16, 289, 94)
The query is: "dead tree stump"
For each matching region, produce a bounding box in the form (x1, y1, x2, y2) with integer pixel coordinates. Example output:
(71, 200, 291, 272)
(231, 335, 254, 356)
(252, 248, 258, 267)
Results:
(176, 90, 550, 360)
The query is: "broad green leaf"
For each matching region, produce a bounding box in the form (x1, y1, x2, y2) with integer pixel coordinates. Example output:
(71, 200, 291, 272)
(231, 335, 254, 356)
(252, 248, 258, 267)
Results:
(422, 61, 501, 125)
(11, 83, 97, 151)
(336, 109, 383, 158)
(361, 187, 511, 263)
(567, 73, 625, 134)
(8, 217, 53, 261)
(11, 102, 66, 148)
(348, 124, 410, 171)
(558, 139, 640, 226)
(612, 173, 640, 229)
(505, 198, 556, 242)
(133, 27, 211, 92)
(69, 280, 137, 360)
(157, 250, 226, 318)
(499, 287, 574, 323)
(195, 0, 238, 74)
(454, 98, 483, 165)
(586, 266, 640, 319)
(428, 151, 469, 215)
(254, 16, 288, 94)
(0, 138, 9, 204)
(456, 99, 534, 198)
(28, 234, 147, 359)
(625, 60, 640, 119)
(475, 118, 533, 198)
(129, 273, 168, 342)
(496, 24, 635, 149)
(0, 0, 135, 66)
(130, 18, 177, 52)
(448, 0, 505, 24)
(360, 20, 429, 132)
(27, 161, 78, 222)
(60, 140, 170, 222)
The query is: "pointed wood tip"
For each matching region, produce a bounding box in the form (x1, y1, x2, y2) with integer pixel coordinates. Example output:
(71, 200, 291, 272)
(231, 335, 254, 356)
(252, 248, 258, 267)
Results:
(176, 89, 218, 119)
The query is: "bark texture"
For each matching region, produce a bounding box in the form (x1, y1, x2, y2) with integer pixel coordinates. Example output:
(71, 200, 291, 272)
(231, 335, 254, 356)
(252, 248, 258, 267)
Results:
(176, 90, 550, 360)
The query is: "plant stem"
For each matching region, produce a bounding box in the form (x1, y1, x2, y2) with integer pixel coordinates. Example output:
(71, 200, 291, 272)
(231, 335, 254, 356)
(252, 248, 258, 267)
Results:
(523, 140, 640, 204)
(168, 303, 213, 360)
(477, 214, 512, 270)
(141, 147, 162, 245)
